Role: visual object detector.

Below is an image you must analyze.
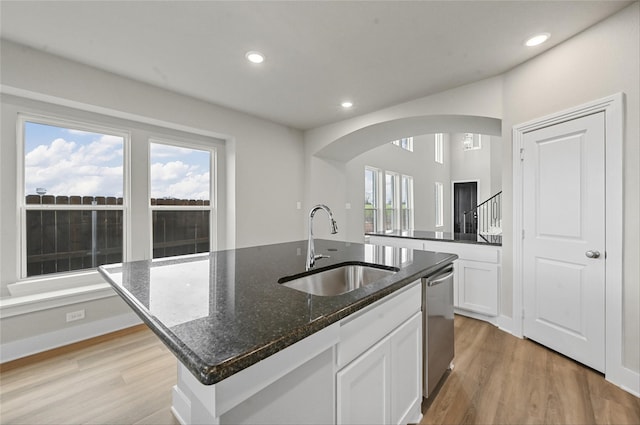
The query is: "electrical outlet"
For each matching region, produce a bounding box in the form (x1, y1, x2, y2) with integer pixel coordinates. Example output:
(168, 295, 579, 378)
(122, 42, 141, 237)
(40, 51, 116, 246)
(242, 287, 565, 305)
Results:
(66, 309, 85, 322)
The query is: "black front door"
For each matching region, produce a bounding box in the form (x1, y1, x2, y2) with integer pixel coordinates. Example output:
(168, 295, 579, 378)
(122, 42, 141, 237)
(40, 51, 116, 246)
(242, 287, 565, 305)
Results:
(453, 182, 477, 233)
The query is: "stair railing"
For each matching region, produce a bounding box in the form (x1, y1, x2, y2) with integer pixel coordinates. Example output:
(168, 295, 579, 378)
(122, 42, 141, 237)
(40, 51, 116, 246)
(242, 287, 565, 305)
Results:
(462, 191, 502, 237)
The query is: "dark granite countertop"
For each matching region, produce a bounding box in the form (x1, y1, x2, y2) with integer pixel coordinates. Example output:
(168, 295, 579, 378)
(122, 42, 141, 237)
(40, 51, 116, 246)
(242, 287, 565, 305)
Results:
(99, 239, 456, 385)
(366, 230, 502, 246)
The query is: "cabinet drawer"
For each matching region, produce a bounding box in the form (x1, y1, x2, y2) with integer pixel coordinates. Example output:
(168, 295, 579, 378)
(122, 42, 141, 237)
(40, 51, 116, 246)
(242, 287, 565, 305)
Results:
(337, 282, 421, 368)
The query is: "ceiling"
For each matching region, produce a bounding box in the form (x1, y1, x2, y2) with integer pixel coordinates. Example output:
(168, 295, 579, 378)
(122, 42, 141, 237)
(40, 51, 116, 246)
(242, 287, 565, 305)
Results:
(0, 1, 633, 130)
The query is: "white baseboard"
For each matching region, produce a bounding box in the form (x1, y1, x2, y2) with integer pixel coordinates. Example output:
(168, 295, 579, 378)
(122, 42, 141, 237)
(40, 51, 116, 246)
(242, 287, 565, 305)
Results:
(607, 365, 640, 398)
(454, 308, 498, 326)
(0, 311, 142, 363)
(171, 385, 190, 425)
(497, 314, 520, 337)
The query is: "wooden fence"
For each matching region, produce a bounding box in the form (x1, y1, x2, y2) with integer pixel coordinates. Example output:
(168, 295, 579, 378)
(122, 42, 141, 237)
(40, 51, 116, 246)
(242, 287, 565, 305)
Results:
(26, 195, 209, 277)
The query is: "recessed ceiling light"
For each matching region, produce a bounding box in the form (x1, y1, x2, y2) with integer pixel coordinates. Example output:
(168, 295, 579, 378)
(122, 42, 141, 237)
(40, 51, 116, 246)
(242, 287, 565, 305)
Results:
(525, 33, 550, 47)
(341, 101, 353, 109)
(245, 51, 265, 64)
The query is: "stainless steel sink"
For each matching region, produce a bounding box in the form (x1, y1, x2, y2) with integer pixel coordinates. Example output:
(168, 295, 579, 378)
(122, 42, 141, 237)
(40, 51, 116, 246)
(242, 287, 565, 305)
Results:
(279, 263, 399, 296)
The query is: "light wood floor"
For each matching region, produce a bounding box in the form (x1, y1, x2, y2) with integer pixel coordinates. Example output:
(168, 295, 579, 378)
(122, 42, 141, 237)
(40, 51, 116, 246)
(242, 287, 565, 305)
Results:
(1, 316, 638, 424)
(421, 315, 640, 425)
(0, 326, 179, 425)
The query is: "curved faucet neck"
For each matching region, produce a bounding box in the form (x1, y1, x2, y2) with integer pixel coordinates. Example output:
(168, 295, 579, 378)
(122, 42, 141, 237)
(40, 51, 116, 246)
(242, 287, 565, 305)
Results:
(306, 204, 338, 271)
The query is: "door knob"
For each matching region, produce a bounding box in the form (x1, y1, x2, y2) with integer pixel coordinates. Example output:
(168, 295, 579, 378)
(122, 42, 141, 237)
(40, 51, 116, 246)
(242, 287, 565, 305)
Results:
(585, 250, 601, 259)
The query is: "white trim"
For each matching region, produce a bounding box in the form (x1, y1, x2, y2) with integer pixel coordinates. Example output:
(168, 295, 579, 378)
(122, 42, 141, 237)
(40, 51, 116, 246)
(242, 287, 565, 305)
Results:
(16, 113, 131, 279)
(512, 93, 630, 393)
(0, 311, 141, 363)
(608, 367, 640, 398)
(384, 170, 401, 231)
(434, 181, 444, 228)
(1, 85, 231, 141)
(3, 89, 227, 292)
(1, 282, 117, 318)
(365, 166, 383, 232)
(454, 308, 498, 326)
(434, 133, 444, 164)
(400, 175, 414, 231)
(148, 138, 217, 255)
(497, 314, 515, 336)
(7, 269, 105, 297)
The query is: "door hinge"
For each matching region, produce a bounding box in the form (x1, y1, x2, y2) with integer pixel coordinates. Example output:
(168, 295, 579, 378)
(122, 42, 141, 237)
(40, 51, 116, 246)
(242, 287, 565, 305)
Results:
(522, 229, 525, 239)
(522, 309, 525, 320)
(520, 148, 525, 161)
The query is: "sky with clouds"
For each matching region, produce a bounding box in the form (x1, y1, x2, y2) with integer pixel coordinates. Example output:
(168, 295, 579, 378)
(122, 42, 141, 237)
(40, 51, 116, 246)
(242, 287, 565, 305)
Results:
(25, 122, 210, 200)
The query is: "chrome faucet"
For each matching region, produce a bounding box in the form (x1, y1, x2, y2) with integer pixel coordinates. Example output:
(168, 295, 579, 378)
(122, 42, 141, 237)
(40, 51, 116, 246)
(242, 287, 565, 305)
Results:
(306, 204, 338, 270)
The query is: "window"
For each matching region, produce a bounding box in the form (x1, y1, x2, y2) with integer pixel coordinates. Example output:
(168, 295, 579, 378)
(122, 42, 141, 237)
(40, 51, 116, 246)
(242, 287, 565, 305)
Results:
(364, 168, 412, 233)
(435, 133, 444, 164)
(150, 141, 214, 258)
(364, 167, 380, 233)
(463, 133, 482, 151)
(384, 172, 398, 231)
(401, 176, 414, 230)
(435, 182, 444, 228)
(391, 137, 413, 152)
(16, 108, 224, 283)
(21, 118, 127, 277)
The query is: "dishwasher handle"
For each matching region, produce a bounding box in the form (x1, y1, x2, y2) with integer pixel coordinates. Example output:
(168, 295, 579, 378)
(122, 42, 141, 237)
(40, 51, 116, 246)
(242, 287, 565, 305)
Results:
(425, 265, 454, 287)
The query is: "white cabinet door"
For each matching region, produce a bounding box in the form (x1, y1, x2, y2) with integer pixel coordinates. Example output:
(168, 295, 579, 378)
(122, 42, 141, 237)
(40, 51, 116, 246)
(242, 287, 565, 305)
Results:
(336, 338, 390, 425)
(457, 260, 498, 316)
(390, 312, 422, 425)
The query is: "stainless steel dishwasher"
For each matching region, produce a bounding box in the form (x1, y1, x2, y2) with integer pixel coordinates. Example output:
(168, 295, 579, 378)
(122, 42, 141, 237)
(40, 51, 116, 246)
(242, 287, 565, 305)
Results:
(422, 264, 455, 398)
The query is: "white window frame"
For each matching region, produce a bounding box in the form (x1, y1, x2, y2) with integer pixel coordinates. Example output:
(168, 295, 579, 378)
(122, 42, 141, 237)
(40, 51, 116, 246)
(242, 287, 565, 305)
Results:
(364, 166, 382, 233)
(4, 97, 225, 301)
(384, 171, 400, 231)
(391, 137, 414, 152)
(434, 133, 444, 164)
(435, 182, 444, 228)
(148, 138, 217, 257)
(17, 113, 131, 280)
(463, 133, 482, 151)
(400, 175, 414, 231)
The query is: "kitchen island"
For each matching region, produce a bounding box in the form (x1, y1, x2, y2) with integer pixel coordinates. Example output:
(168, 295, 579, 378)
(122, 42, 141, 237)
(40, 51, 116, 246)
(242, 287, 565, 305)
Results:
(99, 239, 457, 425)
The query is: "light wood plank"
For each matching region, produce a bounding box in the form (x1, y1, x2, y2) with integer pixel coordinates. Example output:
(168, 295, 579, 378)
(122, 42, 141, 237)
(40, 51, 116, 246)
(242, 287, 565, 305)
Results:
(1, 317, 637, 424)
(421, 315, 640, 425)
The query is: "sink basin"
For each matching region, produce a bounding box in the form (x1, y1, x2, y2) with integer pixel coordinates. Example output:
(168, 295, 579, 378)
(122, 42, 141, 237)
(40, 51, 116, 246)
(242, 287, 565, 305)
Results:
(279, 263, 399, 296)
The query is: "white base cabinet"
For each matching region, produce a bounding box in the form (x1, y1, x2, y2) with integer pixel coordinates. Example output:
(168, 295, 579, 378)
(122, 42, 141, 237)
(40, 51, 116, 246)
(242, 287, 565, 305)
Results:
(172, 281, 423, 425)
(369, 236, 501, 321)
(337, 337, 389, 425)
(337, 312, 422, 425)
(456, 259, 499, 316)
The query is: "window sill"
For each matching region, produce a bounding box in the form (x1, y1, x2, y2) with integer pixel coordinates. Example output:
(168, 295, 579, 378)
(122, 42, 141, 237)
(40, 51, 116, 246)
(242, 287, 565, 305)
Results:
(7, 270, 106, 297)
(1, 273, 117, 319)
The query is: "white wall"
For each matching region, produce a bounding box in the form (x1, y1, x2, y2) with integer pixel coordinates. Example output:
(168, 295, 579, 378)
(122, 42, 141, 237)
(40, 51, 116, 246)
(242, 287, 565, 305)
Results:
(304, 77, 503, 241)
(305, 2, 639, 374)
(450, 133, 498, 204)
(501, 2, 639, 371)
(344, 134, 452, 242)
(0, 40, 306, 252)
(0, 40, 306, 353)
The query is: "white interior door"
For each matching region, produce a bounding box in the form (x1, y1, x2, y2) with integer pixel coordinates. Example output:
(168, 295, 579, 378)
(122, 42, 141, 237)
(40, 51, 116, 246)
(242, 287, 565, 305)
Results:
(522, 111, 605, 372)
